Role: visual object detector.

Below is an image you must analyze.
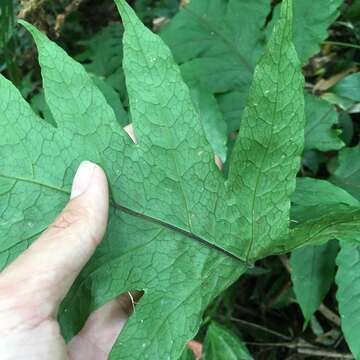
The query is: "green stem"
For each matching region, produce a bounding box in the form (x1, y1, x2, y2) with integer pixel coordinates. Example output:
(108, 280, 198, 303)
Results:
(323, 40, 360, 50)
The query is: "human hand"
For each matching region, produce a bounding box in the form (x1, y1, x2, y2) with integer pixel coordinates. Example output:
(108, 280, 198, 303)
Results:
(0, 161, 131, 360)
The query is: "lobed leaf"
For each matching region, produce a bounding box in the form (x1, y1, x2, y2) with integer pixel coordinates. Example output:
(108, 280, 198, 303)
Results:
(0, 0, 310, 358)
(0, 7, 245, 360)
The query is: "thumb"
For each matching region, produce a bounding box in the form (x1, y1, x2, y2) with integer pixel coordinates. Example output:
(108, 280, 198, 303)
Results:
(1, 161, 109, 309)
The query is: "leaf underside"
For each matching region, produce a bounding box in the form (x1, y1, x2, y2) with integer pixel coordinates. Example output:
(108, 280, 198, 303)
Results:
(0, 0, 332, 358)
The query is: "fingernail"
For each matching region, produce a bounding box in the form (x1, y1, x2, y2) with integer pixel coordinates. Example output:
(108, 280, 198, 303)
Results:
(71, 161, 96, 199)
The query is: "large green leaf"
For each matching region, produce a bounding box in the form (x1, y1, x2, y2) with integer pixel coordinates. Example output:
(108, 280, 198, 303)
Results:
(203, 322, 254, 360)
(336, 242, 360, 359)
(290, 241, 338, 325)
(0, 0, 302, 358)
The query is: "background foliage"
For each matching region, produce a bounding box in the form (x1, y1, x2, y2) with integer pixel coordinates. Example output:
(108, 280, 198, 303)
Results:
(2, 0, 360, 358)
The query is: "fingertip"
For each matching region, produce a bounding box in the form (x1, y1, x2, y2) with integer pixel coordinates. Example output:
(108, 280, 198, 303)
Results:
(74, 161, 109, 241)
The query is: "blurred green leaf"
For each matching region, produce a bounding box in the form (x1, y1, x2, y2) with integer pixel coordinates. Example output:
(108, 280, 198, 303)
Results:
(336, 242, 360, 359)
(135, 0, 180, 23)
(269, 0, 343, 64)
(160, 0, 344, 151)
(76, 23, 127, 98)
(304, 92, 344, 152)
(321, 92, 356, 112)
(332, 72, 360, 102)
(161, 0, 270, 94)
(0, 0, 15, 47)
(290, 241, 338, 325)
(331, 145, 360, 200)
(179, 347, 196, 360)
(203, 322, 253, 360)
(292, 177, 360, 222)
(91, 75, 128, 126)
(190, 86, 228, 162)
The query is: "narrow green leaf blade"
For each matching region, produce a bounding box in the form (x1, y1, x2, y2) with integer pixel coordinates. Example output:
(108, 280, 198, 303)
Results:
(292, 178, 360, 222)
(227, 0, 305, 260)
(290, 241, 338, 325)
(336, 242, 360, 359)
(0, 0, 15, 47)
(272, 207, 360, 256)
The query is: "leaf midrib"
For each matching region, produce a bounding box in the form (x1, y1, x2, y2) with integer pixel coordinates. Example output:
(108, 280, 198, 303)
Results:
(245, 17, 289, 261)
(0, 173, 246, 264)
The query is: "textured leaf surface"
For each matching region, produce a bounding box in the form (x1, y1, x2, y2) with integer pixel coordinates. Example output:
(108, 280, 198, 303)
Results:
(226, 0, 304, 260)
(0, 7, 246, 360)
(290, 241, 338, 324)
(304, 93, 344, 152)
(0, 0, 305, 358)
(203, 322, 253, 360)
(336, 242, 360, 359)
(331, 145, 360, 200)
(30, 76, 129, 127)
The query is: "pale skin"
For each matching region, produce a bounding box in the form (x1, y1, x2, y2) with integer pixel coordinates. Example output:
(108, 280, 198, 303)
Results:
(0, 161, 131, 360)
